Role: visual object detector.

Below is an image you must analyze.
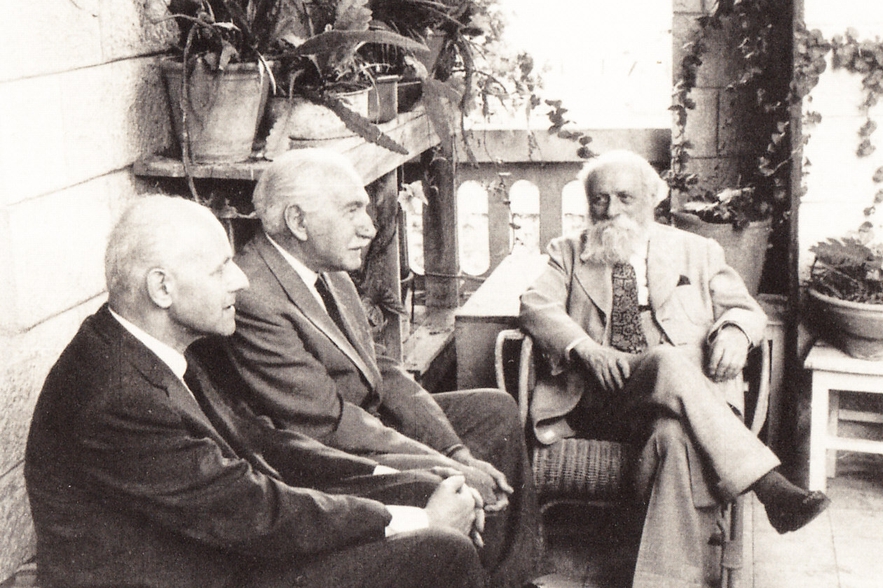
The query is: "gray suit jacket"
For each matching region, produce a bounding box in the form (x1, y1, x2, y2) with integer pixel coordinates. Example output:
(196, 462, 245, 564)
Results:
(519, 223, 767, 444)
(227, 232, 463, 457)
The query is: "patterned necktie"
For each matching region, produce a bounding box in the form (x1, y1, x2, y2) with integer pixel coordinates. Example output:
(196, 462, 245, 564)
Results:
(315, 274, 346, 334)
(610, 262, 648, 354)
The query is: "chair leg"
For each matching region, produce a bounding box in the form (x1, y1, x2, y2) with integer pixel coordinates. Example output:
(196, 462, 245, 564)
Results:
(720, 497, 744, 588)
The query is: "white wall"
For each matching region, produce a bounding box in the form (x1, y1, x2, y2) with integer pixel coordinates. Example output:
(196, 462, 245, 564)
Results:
(800, 1, 883, 278)
(0, 0, 175, 577)
(499, 0, 673, 128)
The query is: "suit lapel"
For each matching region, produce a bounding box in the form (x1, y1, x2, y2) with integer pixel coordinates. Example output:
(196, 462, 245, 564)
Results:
(252, 234, 381, 389)
(95, 307, 238, 455)
(646, 224, 682, 311)
(573, 255, 613, 320)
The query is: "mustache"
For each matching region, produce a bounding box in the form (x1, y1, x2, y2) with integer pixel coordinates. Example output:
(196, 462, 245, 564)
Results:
(581, 215, 647, 265)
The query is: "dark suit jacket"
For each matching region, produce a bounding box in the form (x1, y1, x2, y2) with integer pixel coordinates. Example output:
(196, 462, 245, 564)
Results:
(226, 232, 462, 456)
(25, 305, 391, 588)
(519, 224, 767, 443)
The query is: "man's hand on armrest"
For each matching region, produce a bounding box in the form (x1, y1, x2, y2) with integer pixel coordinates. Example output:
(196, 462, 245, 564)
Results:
(705, 325, 751, 383)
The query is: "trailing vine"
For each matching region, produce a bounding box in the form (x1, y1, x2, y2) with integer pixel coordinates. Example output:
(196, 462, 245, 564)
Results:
(668, 0, 793, 228)
(798, 28, 883, 235)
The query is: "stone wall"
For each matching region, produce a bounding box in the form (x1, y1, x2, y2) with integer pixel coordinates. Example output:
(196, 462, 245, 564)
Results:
(0, 0, 174, 579)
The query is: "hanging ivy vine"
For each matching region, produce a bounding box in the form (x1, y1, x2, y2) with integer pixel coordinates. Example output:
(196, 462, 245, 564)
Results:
(668, 0, 794, 227)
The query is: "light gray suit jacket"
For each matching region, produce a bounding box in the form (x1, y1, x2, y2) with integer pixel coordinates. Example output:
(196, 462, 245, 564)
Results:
(519, 223, 767, 444)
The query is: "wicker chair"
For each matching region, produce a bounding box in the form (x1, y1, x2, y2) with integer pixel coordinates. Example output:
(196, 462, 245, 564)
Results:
(494, 328, 771, 588)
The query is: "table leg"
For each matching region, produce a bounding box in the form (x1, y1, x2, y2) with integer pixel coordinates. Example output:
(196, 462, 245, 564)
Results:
(809, 372, 830, 492)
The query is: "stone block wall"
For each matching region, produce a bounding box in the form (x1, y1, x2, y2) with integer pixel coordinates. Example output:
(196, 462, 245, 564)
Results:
(0, 0, 175, 579)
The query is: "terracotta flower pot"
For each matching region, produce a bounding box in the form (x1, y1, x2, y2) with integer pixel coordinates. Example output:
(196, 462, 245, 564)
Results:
(161, 58, 272, 163)
(397, 79, 423, 113)
(671, 211, 772, 296)
(807, 288, 883, 360)
(367, 75, 400, 123)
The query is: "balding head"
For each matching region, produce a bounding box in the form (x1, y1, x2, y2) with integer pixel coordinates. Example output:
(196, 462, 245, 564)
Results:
(106, 196, 216, 307)
(578, 150, 669, 209)
(253, 149, 364, 237)
(105, 196, 249, 351)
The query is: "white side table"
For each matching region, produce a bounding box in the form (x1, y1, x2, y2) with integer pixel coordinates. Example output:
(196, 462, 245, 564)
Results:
(805, 342, 883, 492)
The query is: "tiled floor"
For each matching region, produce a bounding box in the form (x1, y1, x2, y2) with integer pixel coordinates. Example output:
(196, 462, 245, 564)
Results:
(532, 452, 883, 588)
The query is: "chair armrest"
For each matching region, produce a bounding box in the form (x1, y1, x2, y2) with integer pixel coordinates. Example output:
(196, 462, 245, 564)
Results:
(745, 337, 771, 435)
(495, 328, 535, 426)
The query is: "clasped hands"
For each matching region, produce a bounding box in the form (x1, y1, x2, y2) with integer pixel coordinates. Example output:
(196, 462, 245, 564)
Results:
(571, 324, 750, 392)
(422, 447, 512, 548)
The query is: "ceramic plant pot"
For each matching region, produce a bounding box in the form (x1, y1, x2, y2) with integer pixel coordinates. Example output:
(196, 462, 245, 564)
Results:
(671, 211, 772, 296)
(161, 58, 271, 163)
(263, 88, 370, 159)
(367, 75, 400, 123)
(397, 79, 423, 113)
(808, 288, 883, 360)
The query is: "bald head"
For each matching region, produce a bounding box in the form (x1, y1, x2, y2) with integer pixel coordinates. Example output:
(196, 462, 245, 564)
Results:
(106, 196, 218, 306)
(105, 196, 249, 351)
(253, 148, 364, 237)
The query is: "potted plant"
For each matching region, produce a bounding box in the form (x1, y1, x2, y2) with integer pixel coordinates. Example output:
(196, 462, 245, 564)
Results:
(806, 237, 883, 360)
(667, 0, 795, 295)
(670, 186, 774, 295)
(263, 0, 429, 157)
(160, 0, 287, 164)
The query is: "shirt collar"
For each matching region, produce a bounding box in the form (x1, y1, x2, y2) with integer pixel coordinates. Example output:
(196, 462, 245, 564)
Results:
(109, 308, 188, 382)
(266, 232, 326, 307)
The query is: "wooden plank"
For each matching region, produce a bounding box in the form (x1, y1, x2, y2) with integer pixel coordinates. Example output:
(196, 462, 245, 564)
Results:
(402, 308, 456, 377)
(363, 171, 404, 361)
(134, 108, 439, 186)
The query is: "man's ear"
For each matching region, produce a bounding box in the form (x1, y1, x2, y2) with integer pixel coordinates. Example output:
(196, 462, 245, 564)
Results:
(146, 269, 173, 309)
(283, 204, 308, 241)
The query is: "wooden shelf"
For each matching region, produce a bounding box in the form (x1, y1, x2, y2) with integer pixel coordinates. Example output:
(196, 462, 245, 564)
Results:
(134, 107, 440, 186)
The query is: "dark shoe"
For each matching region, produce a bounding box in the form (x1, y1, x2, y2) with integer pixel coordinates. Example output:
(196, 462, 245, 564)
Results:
(764, 490, 831, 534)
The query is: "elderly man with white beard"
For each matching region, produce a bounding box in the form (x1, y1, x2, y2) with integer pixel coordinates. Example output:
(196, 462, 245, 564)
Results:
(519, 150, 829, 588)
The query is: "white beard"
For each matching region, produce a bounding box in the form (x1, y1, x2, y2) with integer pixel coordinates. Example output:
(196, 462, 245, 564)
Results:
(581, 215, 648, 265)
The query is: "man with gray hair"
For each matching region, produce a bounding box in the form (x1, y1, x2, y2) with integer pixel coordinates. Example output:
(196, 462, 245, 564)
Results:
(25, 195, 487, 588)
(519, 150, 830, 587)
(221, 148, 540, 588)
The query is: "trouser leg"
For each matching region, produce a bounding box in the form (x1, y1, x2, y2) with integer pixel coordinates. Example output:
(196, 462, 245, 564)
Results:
(243, 526, 486, 588)
(631, 418, 723, 588)
(625, 346, 779, 498)
(433, 389, 542, 588)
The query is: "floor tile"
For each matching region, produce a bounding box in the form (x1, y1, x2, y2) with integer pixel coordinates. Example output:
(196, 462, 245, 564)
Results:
(835, 537, 883, 588)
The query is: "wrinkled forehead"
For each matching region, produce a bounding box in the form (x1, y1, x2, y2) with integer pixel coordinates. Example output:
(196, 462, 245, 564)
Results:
(587, 162, 653, 199)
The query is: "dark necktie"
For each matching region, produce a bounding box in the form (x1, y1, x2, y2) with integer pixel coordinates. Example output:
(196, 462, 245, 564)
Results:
(610, 262, 648, 354)
(315, 273, 346, 334)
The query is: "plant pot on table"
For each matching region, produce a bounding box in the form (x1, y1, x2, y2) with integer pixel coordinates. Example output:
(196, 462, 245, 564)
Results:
(263, 87, 370, 159)
(397, 79, 423, 113)
(161, 58, 272, 163)
(368, 75, 400, 123)
(807, 288, 883, 361)
(671, 210, 772, 296)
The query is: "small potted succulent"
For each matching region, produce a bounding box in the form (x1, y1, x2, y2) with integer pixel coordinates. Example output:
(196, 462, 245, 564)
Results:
(263, 0, 428, 157)
(806, 236, 883, 360)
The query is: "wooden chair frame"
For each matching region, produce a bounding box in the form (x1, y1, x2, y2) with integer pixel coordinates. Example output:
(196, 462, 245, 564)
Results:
(494, 329, 771, 588)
